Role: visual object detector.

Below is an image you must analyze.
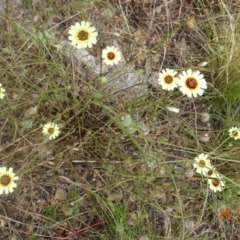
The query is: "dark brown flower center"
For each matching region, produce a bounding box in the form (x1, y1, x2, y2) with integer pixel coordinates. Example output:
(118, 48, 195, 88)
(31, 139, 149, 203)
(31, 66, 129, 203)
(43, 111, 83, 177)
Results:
(207, 169, 213, 176)
(77, 30, 89, 41)
(186, 78, 197, 89)
(0, 175, 11, 186)
(165, 75, 173, 84)
(199, 160, 205, 167)
(48, 127, 54, 135)
(232, 130, 238, 137)
(107, 52, 115, 60)
(212, 178, 220, 187)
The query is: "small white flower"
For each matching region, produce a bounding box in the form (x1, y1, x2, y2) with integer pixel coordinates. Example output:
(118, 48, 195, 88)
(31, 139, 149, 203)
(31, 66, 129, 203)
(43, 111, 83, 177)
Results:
(68, 21, 98, 49)
(228, 127, 240, 140)
(0, 167, 19, 194)
(42, 122, 60, 140)
(193, 153, 212, 176)
(102, 46, 121, 66)
(208, 176, 225, 193)
(178, 69, 207, 97)
(0, 83, 6, 99)
(204, 167, 218, 178)
(158, 68, 179, 91)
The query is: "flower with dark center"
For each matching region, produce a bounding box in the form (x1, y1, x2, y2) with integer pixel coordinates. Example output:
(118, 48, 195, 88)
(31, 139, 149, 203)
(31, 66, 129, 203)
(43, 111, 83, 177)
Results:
(102, 46, 121, 66)
(178, 69, 207, 97)
(0, 167, 19, 194)
(158, 68, 179, 91)
(42, 122, 60, 140)
(228, 127, 240, 140)
(208, 176, 225, 192)
(68, 21, 98, 49)
(193, 153, 212, 176)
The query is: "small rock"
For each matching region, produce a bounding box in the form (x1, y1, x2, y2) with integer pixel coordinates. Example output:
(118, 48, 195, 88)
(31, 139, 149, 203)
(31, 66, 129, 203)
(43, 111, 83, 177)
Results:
(55, 188, 67, 201)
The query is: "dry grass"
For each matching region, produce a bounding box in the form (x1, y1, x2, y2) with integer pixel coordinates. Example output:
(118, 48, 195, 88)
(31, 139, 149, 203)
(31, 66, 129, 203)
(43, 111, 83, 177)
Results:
(1, 0, 240, 239)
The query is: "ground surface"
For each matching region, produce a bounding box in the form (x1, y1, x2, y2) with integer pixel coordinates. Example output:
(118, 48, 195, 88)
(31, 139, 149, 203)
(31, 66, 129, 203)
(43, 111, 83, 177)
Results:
(1, 0, 240, 239)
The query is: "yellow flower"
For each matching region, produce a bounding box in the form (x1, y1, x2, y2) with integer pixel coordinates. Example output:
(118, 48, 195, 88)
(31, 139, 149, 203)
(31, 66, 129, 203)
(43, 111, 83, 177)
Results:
(0, 83, 6, 99)
(0, 167, 19, 194)
(158, 68, 179, 91)
(178, 69, 207, 97)
(42, 122, 60, 140)
(102, 46, 121, 66)
(193, 153, 212, 176)
(68, 21, 98, 49)
(228, 127, 240, 140)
